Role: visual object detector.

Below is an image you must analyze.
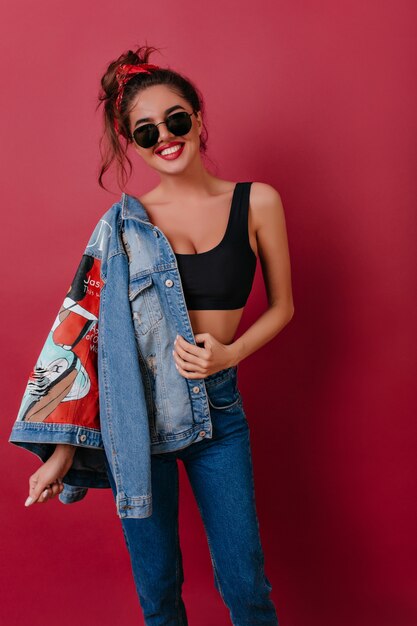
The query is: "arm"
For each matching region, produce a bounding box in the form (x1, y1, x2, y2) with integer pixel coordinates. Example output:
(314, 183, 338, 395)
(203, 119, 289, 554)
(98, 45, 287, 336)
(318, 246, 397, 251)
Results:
(9, 217, 111, 506)
(55, 443, 77, 458)
(173, 183, 295, 376)
(25, 443, 78, 507)
(228, 182, 294, 365)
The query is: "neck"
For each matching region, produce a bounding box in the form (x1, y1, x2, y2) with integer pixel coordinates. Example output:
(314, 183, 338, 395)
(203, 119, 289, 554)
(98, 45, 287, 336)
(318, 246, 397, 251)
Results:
(155, 157, 217, 202)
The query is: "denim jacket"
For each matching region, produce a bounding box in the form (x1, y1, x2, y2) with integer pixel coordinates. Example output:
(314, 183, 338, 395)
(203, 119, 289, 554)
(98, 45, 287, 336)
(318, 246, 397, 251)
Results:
(9, 192, 225, 519)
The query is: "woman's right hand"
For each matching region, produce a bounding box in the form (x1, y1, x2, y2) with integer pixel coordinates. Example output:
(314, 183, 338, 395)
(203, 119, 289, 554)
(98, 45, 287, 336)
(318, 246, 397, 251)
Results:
(25, 444, 76, 507)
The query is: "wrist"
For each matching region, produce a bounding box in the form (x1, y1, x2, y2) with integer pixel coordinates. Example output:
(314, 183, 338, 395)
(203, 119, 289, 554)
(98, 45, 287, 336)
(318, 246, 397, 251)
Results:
(227, 339, 244, 367)
(53, 444, 77, 460)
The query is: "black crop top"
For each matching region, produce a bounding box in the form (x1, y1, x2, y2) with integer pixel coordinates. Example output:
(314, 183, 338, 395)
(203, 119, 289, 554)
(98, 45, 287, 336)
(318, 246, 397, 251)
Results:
(174, 182, 257, 310)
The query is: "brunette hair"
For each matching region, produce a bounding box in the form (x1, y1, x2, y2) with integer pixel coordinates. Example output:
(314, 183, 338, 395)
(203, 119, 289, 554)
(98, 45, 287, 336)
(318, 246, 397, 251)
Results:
(96, 44, 210, 191)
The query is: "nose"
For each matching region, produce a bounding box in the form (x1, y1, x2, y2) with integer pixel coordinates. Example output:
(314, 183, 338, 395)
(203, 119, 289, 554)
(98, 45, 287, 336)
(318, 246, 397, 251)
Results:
(155, 120, 172, 143)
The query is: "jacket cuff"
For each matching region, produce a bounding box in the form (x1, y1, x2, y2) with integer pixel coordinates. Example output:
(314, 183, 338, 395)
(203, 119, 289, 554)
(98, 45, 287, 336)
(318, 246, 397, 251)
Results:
(59, 484, 89, 504)
(8, 421, 104, 451)
(8, 423, 110, 503)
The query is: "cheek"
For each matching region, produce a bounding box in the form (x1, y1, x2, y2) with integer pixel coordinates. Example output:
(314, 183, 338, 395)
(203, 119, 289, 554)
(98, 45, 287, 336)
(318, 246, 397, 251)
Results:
(132, 144, 150, 160)
(184, 133, 200, 153)
(140, 149, 158, 164)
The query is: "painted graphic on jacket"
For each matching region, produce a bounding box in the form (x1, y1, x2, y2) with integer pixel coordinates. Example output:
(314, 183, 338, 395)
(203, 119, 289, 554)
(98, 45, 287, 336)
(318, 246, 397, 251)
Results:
(17, 254, 103, 428)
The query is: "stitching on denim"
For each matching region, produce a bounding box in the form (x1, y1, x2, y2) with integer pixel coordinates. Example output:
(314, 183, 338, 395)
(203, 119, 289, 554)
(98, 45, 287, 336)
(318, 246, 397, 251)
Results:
(174, 465, 183, 624)
(207, 395, 241, 411)
(244, 429, 279, 623)
(153, 328, 172, 432)
(206, 377, 242, 410)
(206, 530, 226, 603)
(174, 464, 179, 614)
(136, 348, 157, 436)
(192, 497, 227, 607)
(131, 280, 164, 335)
(99, 286, 122, 495)
(204, 366, 237, 388)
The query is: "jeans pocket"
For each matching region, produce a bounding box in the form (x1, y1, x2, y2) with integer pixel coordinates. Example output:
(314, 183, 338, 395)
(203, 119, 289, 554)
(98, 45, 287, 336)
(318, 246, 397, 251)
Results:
(205, 375, 242, 410)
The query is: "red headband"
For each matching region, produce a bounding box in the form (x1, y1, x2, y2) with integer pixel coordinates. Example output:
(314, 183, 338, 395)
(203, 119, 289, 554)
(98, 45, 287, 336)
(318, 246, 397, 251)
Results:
(114, 62, 160, 133)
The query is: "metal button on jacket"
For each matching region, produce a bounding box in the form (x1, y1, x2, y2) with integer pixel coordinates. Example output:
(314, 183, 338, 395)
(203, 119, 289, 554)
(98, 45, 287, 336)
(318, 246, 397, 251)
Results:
(165, 278, 173, 287)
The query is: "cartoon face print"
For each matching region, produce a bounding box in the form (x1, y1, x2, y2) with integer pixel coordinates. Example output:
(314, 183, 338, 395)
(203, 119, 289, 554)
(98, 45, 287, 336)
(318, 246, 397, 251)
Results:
(18, 254, 103, 427)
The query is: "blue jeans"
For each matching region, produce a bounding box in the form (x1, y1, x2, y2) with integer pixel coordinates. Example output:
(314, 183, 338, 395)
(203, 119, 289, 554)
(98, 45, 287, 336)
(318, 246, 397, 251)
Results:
(104, 365, 279, 625)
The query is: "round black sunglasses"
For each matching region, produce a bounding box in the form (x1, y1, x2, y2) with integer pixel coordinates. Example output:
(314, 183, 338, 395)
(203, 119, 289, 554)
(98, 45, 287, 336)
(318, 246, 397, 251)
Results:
(131, 110, 197, 149)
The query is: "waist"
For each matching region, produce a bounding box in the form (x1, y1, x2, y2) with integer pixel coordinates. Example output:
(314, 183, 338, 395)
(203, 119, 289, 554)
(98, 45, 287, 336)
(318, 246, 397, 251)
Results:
(204, 364, 238, 386)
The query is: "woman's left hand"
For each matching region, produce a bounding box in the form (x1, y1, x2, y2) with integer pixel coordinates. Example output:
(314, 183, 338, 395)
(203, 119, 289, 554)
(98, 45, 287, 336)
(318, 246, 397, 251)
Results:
(173, 333, 236, 379)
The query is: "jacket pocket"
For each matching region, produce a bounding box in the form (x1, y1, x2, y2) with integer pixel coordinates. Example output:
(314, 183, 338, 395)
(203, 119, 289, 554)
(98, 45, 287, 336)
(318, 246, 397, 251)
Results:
(129, 274, 163, 335)
(205, 376, 242, 410)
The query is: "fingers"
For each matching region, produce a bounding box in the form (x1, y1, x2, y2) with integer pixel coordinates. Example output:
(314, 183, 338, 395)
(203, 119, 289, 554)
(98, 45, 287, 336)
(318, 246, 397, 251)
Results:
(45, 479, 64, 500)
(173, 344, 207, 375)
(173, 336, 210, 375)
(40, 485, 52, 502)
(174, 355, 207, 377)
(26, 476, 64, 506)
(175, 334, 210, 359)
(38, 479, 64, 503)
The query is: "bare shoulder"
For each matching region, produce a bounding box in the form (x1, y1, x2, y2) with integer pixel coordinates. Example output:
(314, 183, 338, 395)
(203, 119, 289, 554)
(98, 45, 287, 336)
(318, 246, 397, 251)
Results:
(249, 181, 285, 230)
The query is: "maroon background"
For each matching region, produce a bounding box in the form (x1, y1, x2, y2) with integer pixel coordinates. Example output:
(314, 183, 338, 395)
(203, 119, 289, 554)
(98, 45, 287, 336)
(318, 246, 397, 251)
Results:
(1, 2, 416, 625)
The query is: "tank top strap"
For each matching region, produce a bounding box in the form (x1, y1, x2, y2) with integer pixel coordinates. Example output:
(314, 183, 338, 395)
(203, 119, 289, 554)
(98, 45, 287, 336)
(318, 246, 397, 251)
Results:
(227, 181, 253, 244)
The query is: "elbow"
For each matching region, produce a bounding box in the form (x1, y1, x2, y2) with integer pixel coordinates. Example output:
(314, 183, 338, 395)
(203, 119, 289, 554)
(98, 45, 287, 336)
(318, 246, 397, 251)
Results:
(273, 302, 295, 327)
(269, 300, 295, 325)
(283, 303, 295, 326)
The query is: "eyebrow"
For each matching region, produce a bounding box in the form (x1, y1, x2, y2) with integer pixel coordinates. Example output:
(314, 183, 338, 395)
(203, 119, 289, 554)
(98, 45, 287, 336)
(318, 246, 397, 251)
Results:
(134, 105, 186, 128)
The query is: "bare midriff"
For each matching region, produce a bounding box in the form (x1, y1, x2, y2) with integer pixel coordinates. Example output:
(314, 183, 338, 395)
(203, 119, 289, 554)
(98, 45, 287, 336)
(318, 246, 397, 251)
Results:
(188, 307, 245, 346)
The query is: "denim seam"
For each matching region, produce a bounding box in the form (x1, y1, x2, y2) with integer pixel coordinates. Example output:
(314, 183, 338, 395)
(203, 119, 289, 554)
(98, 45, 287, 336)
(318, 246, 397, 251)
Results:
(245, 430, 277, 610)
(204, 366, 237, 388)
(192, 498, 227, 607)
(174, 465, 185, 624)
(136, 346, 157, 437)
(154, 326, 172, 432)
(207, 395, 242, 411)
(99, 285, 122, 496)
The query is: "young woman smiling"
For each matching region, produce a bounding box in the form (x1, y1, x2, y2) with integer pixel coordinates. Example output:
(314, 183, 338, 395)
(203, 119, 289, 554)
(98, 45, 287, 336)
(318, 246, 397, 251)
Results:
(22, 43, 294, 625)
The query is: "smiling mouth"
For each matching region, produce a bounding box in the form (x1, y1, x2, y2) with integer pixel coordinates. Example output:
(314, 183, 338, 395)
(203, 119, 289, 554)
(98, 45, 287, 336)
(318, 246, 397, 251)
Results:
(155, 142, 185, 159)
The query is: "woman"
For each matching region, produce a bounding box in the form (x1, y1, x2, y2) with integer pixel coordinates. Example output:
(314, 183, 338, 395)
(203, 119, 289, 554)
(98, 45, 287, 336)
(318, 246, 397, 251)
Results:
(16, 44, 294, 624)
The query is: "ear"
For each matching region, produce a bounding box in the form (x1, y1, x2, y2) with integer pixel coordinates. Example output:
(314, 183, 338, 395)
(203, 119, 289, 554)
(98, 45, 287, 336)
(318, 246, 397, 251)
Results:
(196, 110, 203, 133)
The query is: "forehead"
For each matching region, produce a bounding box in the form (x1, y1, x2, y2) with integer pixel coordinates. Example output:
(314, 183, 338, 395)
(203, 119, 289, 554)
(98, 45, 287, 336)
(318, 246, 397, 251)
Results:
(129, 84, 187, 118)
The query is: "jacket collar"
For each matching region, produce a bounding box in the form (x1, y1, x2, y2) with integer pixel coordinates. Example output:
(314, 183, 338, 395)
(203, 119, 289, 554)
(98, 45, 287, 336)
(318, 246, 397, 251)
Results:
(121, 192, 152, 225)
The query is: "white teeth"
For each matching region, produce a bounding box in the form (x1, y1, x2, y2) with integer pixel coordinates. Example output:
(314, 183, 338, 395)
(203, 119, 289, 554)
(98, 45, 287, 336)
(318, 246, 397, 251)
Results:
(159, 144, 183, 156)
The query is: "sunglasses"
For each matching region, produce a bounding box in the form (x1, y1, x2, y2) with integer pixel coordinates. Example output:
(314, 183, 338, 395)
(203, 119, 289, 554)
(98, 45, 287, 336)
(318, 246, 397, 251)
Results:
(131, 110, 197, 149)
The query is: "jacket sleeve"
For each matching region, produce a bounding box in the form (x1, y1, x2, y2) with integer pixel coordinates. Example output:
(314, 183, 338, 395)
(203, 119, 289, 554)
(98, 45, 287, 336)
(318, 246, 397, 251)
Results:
(8, 218, 111, 499)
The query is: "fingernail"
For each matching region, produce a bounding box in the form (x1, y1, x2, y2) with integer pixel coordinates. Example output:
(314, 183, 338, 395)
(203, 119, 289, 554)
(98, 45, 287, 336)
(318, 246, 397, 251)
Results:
(175, 364, 178, 369)
(42, 489, 49, 498)
(25, 496, 34, 507)
(172, 350, 175, 356)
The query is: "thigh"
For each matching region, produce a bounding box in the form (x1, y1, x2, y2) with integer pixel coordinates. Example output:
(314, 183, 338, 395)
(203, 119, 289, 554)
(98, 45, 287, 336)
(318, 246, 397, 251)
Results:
(181, 394, 277, 623)
(181, 371, 263, 566)
(105, 450, 181, 579)
(183, 407, 261, 556)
